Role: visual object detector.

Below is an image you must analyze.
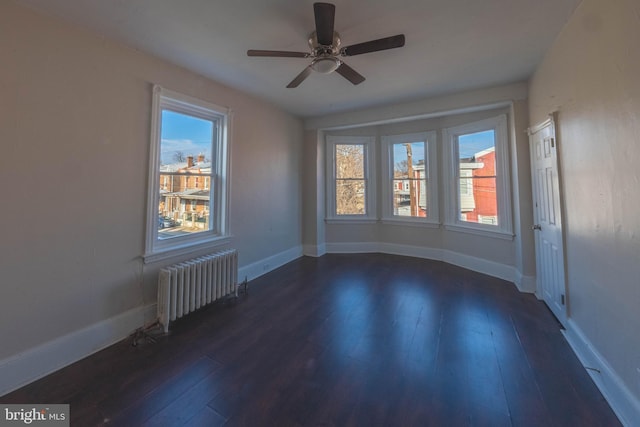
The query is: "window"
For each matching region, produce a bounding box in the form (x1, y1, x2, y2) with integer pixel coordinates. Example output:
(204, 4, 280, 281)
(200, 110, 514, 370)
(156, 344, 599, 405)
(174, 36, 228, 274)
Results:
(326, 136, 375, 221)
(144, 86, 230, 262)
(381, 131, 438, 224)
(443, 115, 512, 237)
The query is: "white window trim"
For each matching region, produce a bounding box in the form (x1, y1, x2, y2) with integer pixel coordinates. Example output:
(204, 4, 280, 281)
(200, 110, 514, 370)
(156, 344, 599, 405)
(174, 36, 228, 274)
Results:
(325, 135, 376, 221)
(381, 131, 439, 226)
(144, 85, 232, 264)
(443, 114, 513, 239)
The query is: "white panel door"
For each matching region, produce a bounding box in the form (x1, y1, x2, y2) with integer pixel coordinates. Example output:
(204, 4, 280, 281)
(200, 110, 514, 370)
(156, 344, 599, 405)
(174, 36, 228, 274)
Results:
(529, 116, 567, 326)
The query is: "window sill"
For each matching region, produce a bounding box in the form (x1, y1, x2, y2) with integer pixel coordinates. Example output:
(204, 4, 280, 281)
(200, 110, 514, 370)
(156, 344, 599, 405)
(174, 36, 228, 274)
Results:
(443, 224, 514, 240)
(143, 235, 232, 264)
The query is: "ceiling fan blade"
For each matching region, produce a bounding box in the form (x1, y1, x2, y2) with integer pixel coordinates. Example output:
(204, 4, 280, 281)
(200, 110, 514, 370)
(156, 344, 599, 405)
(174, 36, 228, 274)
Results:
(342, 34, 405, 56)
(247, 50, 309, 58)
(335, 62, 365, 85)
(314, 2, 335, 46)
(287, 66, 313, 88)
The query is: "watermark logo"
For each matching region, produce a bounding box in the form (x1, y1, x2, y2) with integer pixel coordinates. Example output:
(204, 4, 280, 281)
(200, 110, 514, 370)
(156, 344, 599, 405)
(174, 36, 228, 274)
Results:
(0, 405, 69, 426)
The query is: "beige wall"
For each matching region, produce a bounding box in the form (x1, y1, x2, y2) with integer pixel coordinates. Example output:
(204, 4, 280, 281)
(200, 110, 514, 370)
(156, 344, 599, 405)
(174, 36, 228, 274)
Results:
(0, 1, 303, 362)
(529, 0, 640, 414)
(301, 129, 326, 254)
(509, 100, 535, 280)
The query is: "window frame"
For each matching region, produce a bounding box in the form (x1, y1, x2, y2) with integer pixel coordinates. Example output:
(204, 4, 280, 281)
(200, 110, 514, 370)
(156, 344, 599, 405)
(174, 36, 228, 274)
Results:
(443, 115, 513, 239)
(144, 85, 231, 263)
(381, 131, 439, 226)
(325, 135, 376, 223)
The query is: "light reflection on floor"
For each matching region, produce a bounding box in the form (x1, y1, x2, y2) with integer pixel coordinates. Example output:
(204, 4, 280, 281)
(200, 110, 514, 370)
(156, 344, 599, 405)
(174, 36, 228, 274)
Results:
(328, 274, 441, 380)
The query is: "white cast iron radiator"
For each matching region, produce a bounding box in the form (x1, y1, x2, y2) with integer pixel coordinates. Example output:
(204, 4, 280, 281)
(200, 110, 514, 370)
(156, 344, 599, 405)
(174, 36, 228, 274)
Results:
(157, 249, 238, 332)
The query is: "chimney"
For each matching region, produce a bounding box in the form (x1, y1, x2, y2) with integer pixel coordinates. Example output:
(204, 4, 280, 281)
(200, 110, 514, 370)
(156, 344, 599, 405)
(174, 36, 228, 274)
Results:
(187, 156, 194, 168)
(197, 153, 205, 163)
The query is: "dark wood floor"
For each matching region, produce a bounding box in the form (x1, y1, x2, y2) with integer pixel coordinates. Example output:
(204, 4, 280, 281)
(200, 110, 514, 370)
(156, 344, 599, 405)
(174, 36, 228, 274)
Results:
(1, 254, 620, 426)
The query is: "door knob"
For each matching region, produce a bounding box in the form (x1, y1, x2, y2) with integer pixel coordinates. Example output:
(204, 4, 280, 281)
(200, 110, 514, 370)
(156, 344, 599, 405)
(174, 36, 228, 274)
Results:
(532, 224, 542, 230)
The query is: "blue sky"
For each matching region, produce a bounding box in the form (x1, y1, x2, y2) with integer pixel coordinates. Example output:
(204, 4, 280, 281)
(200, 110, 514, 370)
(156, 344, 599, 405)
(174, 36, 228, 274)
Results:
(159, 111, 493, 165)
(393, 142, 425, 170)
(458, 130, 495, 158)
(160, 110, 213, 164)
(391, 131, 495, 170)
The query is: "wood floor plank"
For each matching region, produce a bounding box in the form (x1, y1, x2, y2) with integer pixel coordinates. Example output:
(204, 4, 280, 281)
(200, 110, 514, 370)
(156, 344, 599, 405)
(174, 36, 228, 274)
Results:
(142, 370, 226, 427)
(0, 254, 621, 427)
(487, 308, 554, 426)
(182, 406, 227, 427)
(104, 356, 221, 426)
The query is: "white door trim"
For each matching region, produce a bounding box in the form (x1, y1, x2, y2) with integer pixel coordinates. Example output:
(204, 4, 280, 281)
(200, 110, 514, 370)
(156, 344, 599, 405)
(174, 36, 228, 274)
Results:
(528, 113, 568, 326)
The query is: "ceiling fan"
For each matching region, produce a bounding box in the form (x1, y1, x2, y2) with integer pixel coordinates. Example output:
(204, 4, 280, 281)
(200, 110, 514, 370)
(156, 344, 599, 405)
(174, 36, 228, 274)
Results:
(247, 2, 405, 88)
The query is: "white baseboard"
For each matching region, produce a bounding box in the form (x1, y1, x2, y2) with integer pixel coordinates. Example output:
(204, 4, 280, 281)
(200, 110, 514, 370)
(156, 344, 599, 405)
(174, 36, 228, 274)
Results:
(441, 249, 515, 283)
(0, 303, 156, 397)
(303, 243, 326, 257)
(0, 245, 303, 397)
(562, 319, 640, 427)
(238, 245, 303, 283)
(323, 241, 528, 289)
(513, 271, 536, 293)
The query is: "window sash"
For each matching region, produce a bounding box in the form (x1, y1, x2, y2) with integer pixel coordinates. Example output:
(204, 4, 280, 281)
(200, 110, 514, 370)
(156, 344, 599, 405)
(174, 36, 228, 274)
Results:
(334, 143, 367, 216)
(157, 110, 216, 236)
(326, 136, 375, 220)
(335, 144, 365, 179)
(335, 178, 367, 215)
(392, 177, 428, 217)
(381, 132, 438, 224)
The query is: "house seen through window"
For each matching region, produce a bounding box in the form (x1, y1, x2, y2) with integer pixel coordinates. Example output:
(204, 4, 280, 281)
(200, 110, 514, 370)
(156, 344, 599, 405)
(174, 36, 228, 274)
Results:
(158, 110, 214, 239)
(457, 130, 498, 225)
(392, 142, 427, 218)
(444, 114, 512, 237)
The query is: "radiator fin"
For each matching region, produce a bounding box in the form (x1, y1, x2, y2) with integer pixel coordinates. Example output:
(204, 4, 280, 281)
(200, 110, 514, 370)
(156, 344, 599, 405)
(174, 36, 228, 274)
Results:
(157, 249, 238, 332)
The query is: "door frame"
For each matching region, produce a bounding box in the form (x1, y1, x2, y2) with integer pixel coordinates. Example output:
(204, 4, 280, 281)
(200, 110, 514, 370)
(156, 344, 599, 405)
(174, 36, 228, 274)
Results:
(527, 113, 569, 325)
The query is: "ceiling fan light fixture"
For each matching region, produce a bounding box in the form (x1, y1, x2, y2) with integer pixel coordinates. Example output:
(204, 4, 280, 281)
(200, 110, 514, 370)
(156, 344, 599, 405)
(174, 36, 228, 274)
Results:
(311, 56, 340, 74)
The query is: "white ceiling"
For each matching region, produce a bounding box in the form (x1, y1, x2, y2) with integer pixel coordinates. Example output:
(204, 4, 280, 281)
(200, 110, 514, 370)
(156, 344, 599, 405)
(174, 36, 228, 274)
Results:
(14, 0, 581, 118)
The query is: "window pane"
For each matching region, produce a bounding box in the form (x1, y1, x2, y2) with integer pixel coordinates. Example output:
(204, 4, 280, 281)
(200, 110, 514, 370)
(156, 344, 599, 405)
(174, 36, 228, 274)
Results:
(458, 130, 497, 225)
(336, 179, 366, 215)
(336, 144, 364, 179)
(158, 110, 214, 239)
(393, 142, 427, 217)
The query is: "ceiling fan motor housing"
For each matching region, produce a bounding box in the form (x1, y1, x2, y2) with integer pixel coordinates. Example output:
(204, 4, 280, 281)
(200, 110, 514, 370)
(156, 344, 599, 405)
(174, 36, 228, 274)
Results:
(308, 31, 341, 55)
(308, 31, 342, 74)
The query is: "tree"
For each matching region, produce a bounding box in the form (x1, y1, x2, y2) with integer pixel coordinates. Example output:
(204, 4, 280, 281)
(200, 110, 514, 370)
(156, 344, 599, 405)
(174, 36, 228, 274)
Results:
(395, 159, 409, 177)
(335, 144, 365, 215)
(173, 151, 186, 163)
